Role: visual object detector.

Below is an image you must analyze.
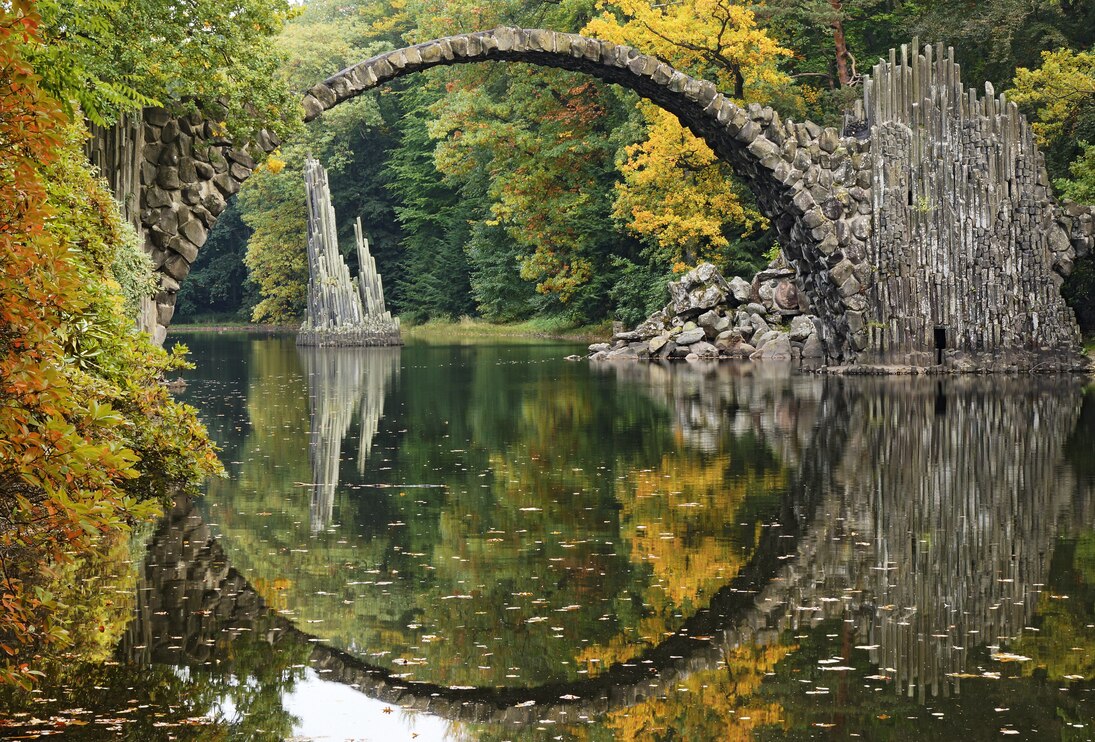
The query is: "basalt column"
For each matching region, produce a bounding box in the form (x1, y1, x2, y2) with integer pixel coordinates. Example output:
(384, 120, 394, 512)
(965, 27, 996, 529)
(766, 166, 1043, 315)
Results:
(297, 157, 402, 347)
(861, 41, 1090, 371)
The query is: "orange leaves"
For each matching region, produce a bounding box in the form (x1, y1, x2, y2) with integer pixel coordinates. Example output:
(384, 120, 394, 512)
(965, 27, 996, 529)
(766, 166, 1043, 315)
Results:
(0, 1, 216, 685)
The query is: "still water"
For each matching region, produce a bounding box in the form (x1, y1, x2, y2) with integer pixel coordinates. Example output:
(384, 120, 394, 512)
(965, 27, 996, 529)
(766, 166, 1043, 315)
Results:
(3, 334, 1095, 740)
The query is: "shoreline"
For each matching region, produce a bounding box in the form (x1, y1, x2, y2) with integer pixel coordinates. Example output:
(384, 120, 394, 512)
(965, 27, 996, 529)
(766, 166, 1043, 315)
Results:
(168, 318, 610, 343)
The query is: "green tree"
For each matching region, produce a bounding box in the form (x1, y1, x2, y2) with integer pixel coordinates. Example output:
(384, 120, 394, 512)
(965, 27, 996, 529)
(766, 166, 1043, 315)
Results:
(387, 86, 476, 322)
(175, 199, 258, 322)
(31, 0, 300, 141)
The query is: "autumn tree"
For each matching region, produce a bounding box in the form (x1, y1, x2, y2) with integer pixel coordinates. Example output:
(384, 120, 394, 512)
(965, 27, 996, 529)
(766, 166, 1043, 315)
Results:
(0, 0, 220, 686)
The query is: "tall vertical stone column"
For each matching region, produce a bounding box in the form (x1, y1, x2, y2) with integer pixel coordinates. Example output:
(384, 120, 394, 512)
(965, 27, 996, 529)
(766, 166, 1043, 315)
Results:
(297, 157, 401, 347)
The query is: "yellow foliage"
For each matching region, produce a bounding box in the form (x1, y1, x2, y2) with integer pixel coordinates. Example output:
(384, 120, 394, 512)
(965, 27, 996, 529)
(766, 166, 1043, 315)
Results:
(582, 2, 787, 265)
(1010, 48, 1095, 146)
(582, 0, 792, 101)
(263, 150, 286, 174)
(614, 103, 765, 264)
(592, 643, 794, 741)
(578, 452, 787, 669)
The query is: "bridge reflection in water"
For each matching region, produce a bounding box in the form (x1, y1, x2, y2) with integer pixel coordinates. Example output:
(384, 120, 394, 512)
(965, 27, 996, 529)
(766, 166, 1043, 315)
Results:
(116, 360, 1093, 732)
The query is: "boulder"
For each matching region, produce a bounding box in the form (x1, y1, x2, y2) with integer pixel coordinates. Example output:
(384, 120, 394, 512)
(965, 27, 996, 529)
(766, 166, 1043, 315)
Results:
(789, 315, 816, 342)
(728, 276, 753, 304)
(691, 341, 719, 358)
(697, 309, 722, 338)
(774, 280, 801, 311)
(588, 343, 611, 354)
(714, 330, 742, 349)
(752, 330, 781, 350)
(801, 334, 826, 359)
(676, 327, 706, 345)
(648, 334, 670, 353)
(758, 279, 777, 307)
(751, 334, 793, 360)
(748, 314, 771, 337)
(667, 262, 730, 317)
(726, 342, 756, 358)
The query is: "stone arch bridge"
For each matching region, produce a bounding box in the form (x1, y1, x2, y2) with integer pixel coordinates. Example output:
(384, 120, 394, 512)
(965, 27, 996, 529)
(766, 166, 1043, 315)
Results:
(89, 28, 1094, 370)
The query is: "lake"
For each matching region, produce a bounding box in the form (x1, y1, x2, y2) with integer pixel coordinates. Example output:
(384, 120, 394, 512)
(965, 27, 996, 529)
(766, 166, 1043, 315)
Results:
(2, 334, 1094, 740)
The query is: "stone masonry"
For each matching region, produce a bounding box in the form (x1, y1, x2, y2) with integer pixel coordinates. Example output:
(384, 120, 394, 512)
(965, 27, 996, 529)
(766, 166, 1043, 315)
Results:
(90, 27, 1094, 369)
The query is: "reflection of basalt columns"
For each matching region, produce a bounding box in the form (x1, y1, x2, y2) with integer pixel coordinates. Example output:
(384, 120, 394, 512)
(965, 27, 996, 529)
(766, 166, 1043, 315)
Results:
(301, 347, 401, 531)
(738, 377, 1084, 701)
(298, 157, 401, 347)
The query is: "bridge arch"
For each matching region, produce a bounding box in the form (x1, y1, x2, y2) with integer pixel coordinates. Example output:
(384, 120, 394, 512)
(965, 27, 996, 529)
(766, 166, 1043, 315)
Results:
(96, 28, 1092, 369)
(298, 28, 868, 363)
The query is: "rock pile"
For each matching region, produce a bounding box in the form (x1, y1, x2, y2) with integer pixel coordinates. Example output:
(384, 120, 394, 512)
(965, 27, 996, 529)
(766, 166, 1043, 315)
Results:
(589, 262, 826, 365)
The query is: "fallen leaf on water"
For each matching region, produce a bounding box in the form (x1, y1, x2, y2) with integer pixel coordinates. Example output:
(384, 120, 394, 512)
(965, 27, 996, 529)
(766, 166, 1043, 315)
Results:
(990, 652, 1032, 663)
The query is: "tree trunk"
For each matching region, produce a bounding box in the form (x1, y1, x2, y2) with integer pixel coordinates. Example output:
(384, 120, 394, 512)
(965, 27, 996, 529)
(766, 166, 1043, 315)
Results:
(830, 0, 852, 87)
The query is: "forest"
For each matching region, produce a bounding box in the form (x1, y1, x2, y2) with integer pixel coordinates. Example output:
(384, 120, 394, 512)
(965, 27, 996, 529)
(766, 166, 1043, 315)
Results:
(170, 0, 1095, 333)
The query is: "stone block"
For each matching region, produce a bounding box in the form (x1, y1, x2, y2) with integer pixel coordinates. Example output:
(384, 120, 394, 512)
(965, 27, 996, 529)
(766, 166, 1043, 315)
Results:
(144, 186, 173, 209)
(179, 218, 208, 247)
(675, 328, 706, 345)
(302, 94, 324, 121)
(178, 158, 198, 183)
(213, 173, 241, 196)
(145, 108, 171, 127)
(163, 252, 191, 281)
(160, 120, 180, 144)
(181, 185, 201, 205)
(194, 160, 214, 180)
(154, 206, 179, 236)
(751, 334, 792, 360)
(229, 162, 252, 181)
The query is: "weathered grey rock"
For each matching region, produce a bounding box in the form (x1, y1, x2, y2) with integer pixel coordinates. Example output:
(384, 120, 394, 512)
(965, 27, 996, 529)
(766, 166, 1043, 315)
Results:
(789, 315, 816, 342)
(667, 262, 729, 317)
(751, 334, 792, 360)
(675, 328, 706, 345)
(157, 167, 181, 189)
(748, 314, 771, 337)
(648, 335, 669, 353)
(773, 280, 800, 311)
(726, 342, 755, 358)
(697, 309, 722, 338)
(801, 334, 825, 359)
(588, 343, 611, 354)
(752, 330, 780, 350)
(691, 341, 718, 358)
(179, 218, 207, 247)
(728, 276, 753, 304)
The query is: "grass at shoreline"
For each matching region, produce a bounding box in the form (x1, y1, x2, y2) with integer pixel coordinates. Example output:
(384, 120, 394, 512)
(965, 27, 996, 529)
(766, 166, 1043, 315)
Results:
(169, 316, 611, 343)
(403, 316, 610, 343)
(168, 322, 296, 334)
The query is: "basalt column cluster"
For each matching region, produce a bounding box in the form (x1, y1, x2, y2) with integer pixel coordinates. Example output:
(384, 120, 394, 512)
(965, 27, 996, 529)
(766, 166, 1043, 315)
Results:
(87, 108, 280, 344)
(298, 157, 401, 347)
(862, 41, 1092, 371)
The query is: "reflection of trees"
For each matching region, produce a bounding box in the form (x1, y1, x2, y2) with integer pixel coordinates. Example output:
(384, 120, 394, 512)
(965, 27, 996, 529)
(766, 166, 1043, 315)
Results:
(300, 347, 401, 530)
(85, 347, 1095, 737)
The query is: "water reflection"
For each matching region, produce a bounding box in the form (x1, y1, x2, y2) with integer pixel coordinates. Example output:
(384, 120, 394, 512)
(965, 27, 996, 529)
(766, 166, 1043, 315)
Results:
(301, 347, 400, 530)
(4, 340, 1092, 740)
(138, 352, 1095, 732)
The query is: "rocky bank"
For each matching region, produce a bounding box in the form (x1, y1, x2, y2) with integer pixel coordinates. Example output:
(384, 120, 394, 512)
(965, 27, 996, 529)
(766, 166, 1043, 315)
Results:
(589, 262, 826, 366)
